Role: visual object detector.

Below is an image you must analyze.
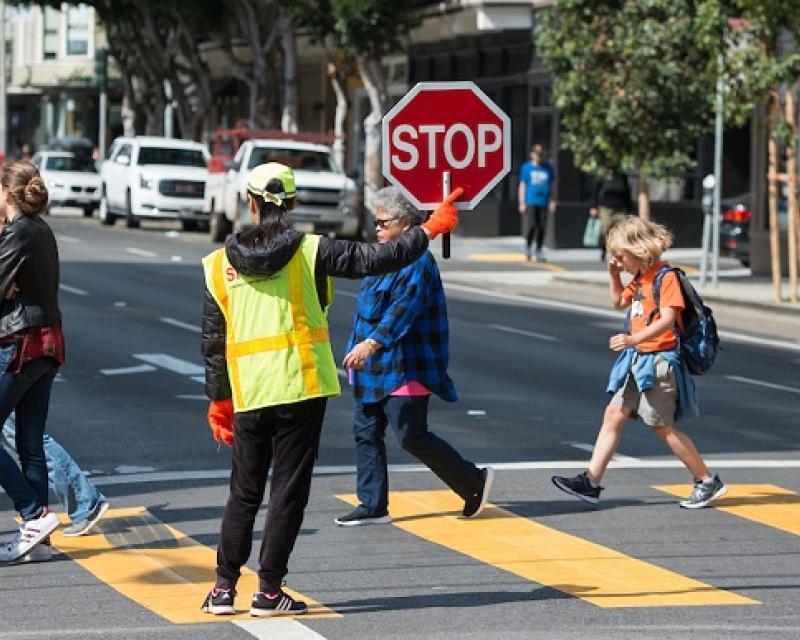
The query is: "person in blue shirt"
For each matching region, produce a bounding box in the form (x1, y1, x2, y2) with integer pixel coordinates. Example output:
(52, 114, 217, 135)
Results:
(335, 186, 494, 527)
(517, 144, 556, 262)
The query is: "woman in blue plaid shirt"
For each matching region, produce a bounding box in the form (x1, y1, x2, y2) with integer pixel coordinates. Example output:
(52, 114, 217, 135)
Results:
(335, 187, 493, 527)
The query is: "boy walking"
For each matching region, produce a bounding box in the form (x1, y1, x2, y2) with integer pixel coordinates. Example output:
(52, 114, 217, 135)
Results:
(551, 217, 726, 509)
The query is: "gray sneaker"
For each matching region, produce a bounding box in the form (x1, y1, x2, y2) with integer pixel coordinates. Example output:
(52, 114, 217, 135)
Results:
(62, 499, 110, 537)
(679, 474, 727, 509)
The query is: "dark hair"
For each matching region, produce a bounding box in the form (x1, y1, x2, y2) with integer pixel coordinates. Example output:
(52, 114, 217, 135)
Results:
(1, 160, 48, 216)
(241, 177, 292, 247)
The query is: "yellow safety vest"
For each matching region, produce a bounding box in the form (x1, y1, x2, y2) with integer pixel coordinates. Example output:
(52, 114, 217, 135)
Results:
(202, 234, 340, 412)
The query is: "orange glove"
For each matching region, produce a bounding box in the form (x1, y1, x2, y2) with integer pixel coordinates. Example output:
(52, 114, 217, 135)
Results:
(208, 399, 234, 447)
(421, 187, 463, 240)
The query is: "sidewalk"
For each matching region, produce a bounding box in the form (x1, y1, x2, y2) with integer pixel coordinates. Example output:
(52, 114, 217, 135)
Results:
(433, 236, 800, 315)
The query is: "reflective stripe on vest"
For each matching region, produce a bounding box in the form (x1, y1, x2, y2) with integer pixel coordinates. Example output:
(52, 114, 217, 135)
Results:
(203, 235, 339, 411)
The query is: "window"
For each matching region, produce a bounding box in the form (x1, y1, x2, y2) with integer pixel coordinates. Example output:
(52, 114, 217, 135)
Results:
(115, 144, 132, 164)
(43, 7, 59, 60)
(66, 5, 90, 56)
(46, 155, 96, 173)
(248, 148, 338, 173)
(137, 147, 207, 167)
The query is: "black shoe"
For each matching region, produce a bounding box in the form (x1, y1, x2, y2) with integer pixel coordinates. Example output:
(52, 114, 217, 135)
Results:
(551, 471, 603, 505)
(334, 506, 391, 527)
(250, 590, 308, 617)
(201, 587, 235, 615)
(462, 466, 494, 518)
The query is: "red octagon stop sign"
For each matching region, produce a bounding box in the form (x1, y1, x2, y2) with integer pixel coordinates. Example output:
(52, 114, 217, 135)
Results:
(382, 82, 510, 210)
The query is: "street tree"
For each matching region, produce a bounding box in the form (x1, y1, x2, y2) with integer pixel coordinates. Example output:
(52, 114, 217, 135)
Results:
(536, 0, 745, 218)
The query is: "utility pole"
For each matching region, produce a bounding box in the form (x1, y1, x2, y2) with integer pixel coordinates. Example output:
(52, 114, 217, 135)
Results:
(0, 0, 7, 157)
(711, 52, 723, 287)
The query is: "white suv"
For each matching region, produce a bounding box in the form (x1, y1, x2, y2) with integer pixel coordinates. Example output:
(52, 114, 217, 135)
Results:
(99, 136, 210, 230)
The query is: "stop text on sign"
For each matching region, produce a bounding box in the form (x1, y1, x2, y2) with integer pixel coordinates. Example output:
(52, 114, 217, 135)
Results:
(391, 123, 503, 171)
(382, 81, 511, 210)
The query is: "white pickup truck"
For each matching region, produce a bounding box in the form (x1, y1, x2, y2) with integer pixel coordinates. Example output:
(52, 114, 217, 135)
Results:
(205, 139, 361, 241)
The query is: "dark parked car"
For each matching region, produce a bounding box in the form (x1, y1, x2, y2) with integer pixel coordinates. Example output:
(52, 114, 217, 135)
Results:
(719, 203, 751, 267)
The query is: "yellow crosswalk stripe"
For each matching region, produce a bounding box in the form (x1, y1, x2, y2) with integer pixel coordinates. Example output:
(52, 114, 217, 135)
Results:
(654, 484, 800, 536)
(50, 507, 339, 624)
(338, 491, 757, 608)
(466, 253, 565, 271)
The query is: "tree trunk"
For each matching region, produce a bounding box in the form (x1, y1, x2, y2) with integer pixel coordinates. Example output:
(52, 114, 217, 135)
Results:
(279, 13, 298, 133)
(767, 95, 783, 303)
(323, 44, 348, 169)
(356, 54, 387, 213)
(637, 167, 650, 220)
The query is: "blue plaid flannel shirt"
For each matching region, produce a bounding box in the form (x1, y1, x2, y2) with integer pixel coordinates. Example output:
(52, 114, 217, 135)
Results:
(346, 250, 457, 404)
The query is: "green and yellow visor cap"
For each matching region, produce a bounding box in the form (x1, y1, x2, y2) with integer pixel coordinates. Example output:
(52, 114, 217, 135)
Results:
(246, 162, 297, 205)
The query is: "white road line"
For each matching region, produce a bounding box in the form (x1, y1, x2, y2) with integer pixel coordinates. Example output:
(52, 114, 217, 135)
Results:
(727, 375, 800, 395)
(444, 282, 800, 352)
(57, 235, 80, 243)
(234, 619, 328, 640)
(491, 323, 560, 342)
(191, 375, 205, 383)
(100, 364, 157, 376)
(562, 441, 639, 462)
(133, 353, 204, 375)
(160, 317, 202, 333)
(335, 290, 358, 299)
(87, 458, 800, 487)
(59, 284, 89, 296)
(125, 247, 157, 257)
(176, 394, 207, 400)
(337, 367, 348, 379)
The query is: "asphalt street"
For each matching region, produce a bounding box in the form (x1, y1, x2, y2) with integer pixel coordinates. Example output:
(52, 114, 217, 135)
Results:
(1, 213, 799, 639)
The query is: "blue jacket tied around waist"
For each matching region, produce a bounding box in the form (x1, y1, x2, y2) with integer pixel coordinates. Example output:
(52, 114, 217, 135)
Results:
(606, 348, 699, 422)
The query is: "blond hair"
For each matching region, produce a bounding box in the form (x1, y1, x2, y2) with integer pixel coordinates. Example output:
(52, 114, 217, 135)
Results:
(605, 216, 673, 269)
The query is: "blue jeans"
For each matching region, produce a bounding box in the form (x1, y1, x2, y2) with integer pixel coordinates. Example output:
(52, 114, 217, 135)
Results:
(0, 345, 57, 520)
(2, 414, 104, 523)
(353, 395, 482, 515)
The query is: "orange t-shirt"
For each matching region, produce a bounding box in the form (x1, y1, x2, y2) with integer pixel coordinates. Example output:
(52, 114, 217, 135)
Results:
(621, 262, 684, 352)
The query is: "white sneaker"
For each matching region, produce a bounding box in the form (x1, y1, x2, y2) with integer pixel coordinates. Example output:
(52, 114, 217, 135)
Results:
(12, 543, 53, 564)
(0, 510, 60, 562)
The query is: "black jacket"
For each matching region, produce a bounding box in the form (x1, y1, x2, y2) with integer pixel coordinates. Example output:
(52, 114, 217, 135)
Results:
(202, 227, 429, 401)
(0, 215, 61, 338)
(592, 173, 634, 212)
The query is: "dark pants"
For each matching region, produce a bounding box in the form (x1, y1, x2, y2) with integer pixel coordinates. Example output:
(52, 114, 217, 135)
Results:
(354, 395, 482, 515)
(216, 397, 326, 593)
(524, 205, 547, 252)
(0, 345, 58, 521)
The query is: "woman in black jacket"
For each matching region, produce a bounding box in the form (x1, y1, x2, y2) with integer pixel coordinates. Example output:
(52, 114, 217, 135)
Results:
(0, 161, 64, 561)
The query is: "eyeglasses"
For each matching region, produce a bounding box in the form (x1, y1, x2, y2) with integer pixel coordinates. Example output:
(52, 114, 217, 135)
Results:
(374, 216, 400, 230)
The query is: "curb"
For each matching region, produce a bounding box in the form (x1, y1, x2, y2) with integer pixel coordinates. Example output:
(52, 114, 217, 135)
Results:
(550, 274, 800, 316)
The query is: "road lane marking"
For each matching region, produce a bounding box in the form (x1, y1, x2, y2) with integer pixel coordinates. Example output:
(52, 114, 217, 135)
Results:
(56, 235, 81, 243)
(59, 283, 89, 296)
(337, 491, 756, 608)
(100, 364, 157, 376)
(49, 507, 339, 624)
(443, 282, 800, 352)
(654, 484, 800, 537)
(85, 459, 800, 487)
(561, 441, 639, 462)
(134, 353, 204, 375)
(335, 290, 358, 299)
(126, 247, 157, 257)
(337, 368, 348, 379)
(161, 317, 202, 333)
(176, 394, 207, 400)
(726, 375, 800, 394)
(234, 619, 329, 639)
(490, 323, 560, 342)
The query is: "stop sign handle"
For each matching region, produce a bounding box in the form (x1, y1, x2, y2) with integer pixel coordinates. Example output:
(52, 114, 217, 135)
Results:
(442, 171, 451, 260)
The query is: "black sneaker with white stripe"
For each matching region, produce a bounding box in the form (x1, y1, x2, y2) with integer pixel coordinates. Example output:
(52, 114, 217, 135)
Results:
(250, 590, 308, 617)
(201, 587, 235, 615)
(551, 471, 603, 505)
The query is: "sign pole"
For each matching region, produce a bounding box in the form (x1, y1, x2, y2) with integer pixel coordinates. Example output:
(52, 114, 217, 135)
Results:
(442, 170, 450, 259)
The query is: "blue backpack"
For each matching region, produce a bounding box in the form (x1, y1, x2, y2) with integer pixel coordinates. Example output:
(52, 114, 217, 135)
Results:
(649, 266, 720, 375)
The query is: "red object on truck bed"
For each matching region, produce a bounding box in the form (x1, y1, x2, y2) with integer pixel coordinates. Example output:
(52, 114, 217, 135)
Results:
(208, 124, 336, 173)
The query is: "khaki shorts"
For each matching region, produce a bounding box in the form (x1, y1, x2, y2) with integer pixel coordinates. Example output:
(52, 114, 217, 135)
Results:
(609, 355, 677, 427)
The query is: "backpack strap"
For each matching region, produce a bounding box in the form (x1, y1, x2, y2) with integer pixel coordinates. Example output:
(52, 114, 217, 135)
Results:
(646, 265, 678, 326)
